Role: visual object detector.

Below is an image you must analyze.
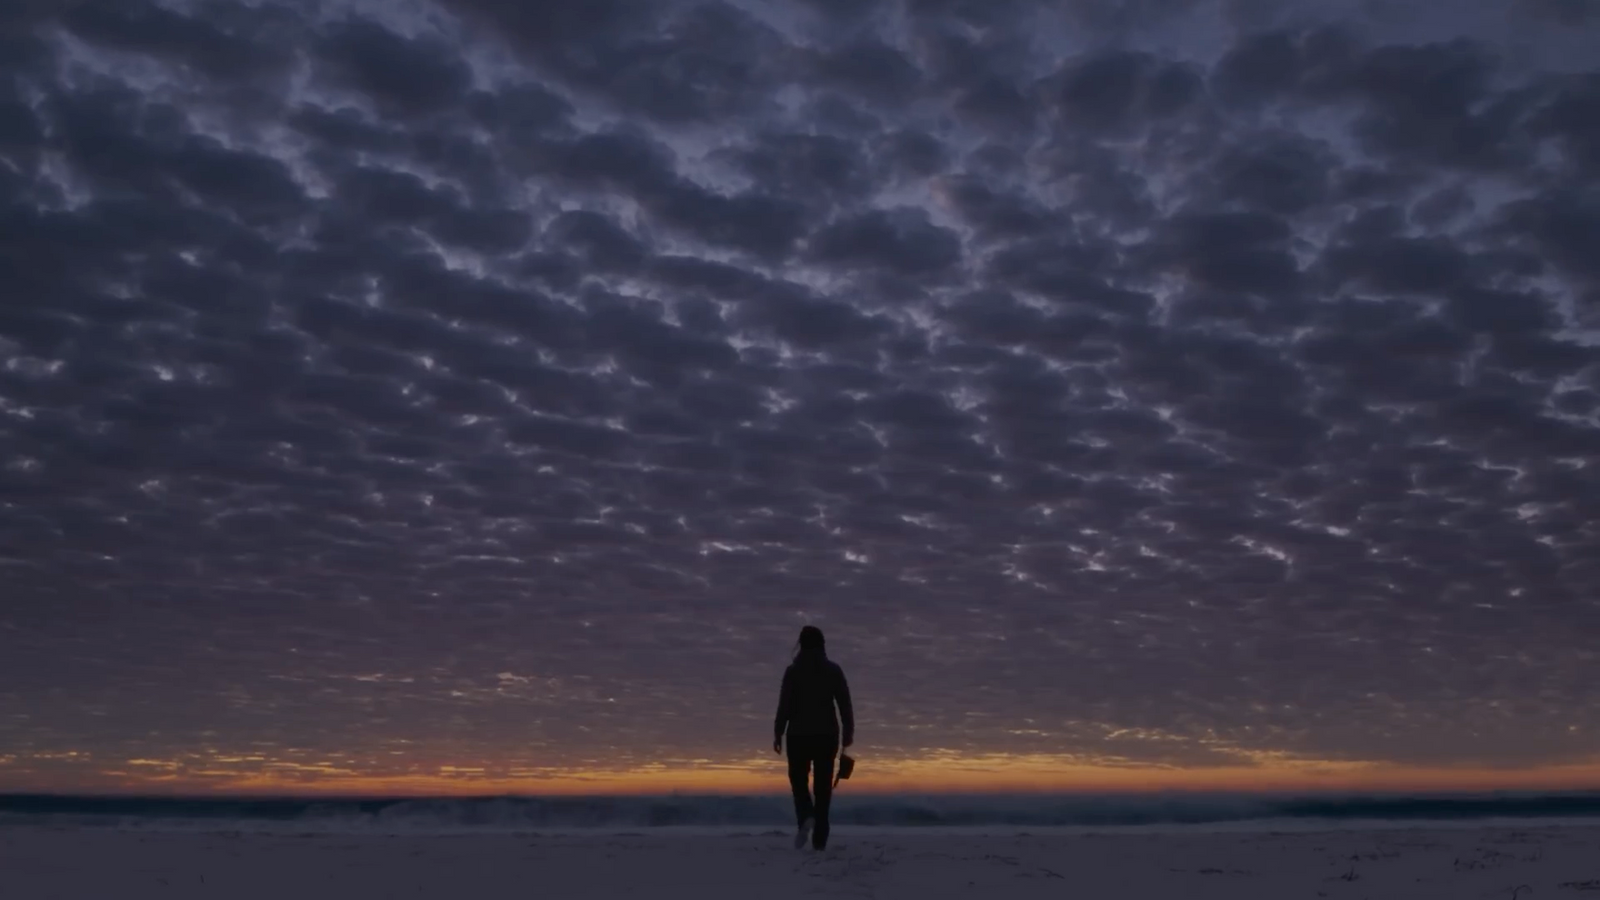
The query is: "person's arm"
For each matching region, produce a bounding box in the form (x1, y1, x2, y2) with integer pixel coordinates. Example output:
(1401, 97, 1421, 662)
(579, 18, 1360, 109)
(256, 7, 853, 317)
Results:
(835, 665, 855, 748)
(773, 665, 794, 751)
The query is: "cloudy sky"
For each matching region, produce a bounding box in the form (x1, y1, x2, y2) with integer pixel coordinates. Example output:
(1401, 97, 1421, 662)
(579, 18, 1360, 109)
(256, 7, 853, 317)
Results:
(2, 0, 1599, 796)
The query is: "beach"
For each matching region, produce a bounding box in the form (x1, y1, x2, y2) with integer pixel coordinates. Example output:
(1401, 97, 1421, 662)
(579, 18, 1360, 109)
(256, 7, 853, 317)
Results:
(6, 824, 1600, 899)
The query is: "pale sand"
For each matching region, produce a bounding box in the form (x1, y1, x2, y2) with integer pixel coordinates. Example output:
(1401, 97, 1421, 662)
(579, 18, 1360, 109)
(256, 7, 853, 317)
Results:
(5, 824, 1600, 899)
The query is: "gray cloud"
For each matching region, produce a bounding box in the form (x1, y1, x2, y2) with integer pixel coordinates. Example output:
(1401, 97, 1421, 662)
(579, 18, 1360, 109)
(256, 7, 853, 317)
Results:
(2, 0, 1600, 786)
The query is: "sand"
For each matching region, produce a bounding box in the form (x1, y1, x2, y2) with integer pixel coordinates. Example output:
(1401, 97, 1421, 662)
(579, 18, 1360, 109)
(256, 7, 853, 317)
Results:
(5, 823, 1600, 899)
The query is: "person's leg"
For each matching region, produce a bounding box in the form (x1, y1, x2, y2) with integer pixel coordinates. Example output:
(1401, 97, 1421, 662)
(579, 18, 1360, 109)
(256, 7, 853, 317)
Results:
(811, 745, 836, 850)
(786, 741, 814, 826)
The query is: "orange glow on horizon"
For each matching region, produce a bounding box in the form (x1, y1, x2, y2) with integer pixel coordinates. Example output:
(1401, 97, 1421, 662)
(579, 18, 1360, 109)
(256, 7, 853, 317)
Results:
(9, 751, 1600, 797)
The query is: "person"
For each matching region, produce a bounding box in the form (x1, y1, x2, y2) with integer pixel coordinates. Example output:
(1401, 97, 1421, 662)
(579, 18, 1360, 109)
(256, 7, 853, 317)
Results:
(773, 625, 854, 851)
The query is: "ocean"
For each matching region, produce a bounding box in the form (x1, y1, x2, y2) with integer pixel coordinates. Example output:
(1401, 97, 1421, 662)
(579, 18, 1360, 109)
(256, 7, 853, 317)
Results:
(5, 791, 1600, 834)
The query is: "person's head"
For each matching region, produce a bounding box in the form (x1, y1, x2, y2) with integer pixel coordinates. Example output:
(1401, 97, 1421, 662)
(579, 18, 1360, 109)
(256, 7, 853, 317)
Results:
(797, 625, 825, 655)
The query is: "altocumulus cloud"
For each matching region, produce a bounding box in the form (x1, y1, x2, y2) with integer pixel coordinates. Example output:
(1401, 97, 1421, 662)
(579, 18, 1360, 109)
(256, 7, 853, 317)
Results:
(1, 0, 1599, 786)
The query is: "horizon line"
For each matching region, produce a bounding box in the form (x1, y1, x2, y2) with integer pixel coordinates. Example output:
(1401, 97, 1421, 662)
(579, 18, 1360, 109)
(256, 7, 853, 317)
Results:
(10, 784, 1600, 803)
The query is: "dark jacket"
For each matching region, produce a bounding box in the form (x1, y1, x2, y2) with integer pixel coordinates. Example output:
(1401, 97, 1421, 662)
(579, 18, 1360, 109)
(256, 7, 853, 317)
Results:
(775, 652, 854, 746)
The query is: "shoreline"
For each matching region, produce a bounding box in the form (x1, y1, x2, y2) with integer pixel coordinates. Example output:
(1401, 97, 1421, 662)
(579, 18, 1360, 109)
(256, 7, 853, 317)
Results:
(8, 815, 1600, 837)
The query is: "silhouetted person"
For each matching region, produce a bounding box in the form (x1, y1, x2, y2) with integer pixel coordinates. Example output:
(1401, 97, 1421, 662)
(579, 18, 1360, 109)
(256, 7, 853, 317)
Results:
(773, 625, 854, 850)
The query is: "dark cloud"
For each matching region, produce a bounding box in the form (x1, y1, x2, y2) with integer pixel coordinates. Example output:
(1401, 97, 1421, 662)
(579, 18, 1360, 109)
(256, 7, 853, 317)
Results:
(316, 19, 475, 115)
(715, 132, 872, 204)
(1050, 50, 1164, 134)
(1212, 30, 1300, 105)
(1531, 72, 1600, 177)
(812, 38, 924, 106)
(2, 0, 1600, 790)
(1210, 131, 1335, 215)
(545, 210, 648, 274)
(584, 2, 794, 123)
(449, 0, 796, 125)
(876, 128, 949, 181)
(58, 0, 299, 84)
(809, 207, 962, 275)
(936, 176, 1064, 241)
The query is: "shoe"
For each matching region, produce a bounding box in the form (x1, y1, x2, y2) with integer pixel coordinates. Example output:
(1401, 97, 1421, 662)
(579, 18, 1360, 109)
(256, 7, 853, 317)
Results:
(794, 817, 812, 849)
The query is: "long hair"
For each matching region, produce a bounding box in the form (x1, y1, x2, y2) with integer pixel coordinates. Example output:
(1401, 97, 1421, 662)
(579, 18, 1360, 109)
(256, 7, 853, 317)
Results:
(793, 625, 826, 671)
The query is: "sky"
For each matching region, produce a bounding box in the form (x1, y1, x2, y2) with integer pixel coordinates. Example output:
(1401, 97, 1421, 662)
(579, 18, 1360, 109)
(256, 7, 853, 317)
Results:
(1, 0, 1599, 797)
